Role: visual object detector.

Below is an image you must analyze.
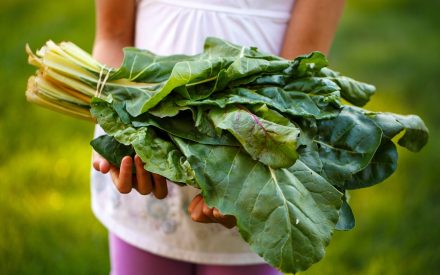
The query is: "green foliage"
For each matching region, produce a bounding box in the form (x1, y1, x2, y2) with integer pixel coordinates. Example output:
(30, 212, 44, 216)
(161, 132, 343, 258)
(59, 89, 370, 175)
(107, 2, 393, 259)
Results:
(208, 105, 300, 168)
(83, 38, 426, 273)
(176, 140, 342, 272)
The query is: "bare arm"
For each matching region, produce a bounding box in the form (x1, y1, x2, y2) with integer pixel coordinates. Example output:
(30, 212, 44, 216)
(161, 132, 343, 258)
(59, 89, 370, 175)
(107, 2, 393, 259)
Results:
(93, 0, 135, 67)
(281, 0, 345, 59)
(92, 0, 168, 198)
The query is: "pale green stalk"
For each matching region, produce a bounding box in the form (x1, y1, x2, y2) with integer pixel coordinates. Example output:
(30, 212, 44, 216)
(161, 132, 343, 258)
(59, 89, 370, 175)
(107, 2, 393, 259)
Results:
(26, 40, 159, 120)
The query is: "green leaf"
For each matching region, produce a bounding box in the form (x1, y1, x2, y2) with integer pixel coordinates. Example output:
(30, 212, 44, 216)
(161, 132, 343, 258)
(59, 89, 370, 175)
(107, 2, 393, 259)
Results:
(345, 140, 397, 189)
(178, 86, 341, 119)
(203, 36, 285, 61)
(90, 98, 196, 186)
(228, 74, 288, 88)
(90, 98, 140, 145)
(283, 76, 341, 95)
(208, 105, 300, 168)
(147, 97, 191, 118)
(174, 138, 342, 273)
(125, 58, 233, 116)
(90, 135, 135, 168)
(131, 110, 240, 146)
(132, 128, 197, 187)
(214, 58, 290, 91)
(319, 68, 376, 106)
(310, 107, 383, 186)
(368, 112, 429, 152)
(335, 197, 355, 231)
(289, 52, 329, 77)
(250, 104, 291, 126)
(110, 48, 191, 82)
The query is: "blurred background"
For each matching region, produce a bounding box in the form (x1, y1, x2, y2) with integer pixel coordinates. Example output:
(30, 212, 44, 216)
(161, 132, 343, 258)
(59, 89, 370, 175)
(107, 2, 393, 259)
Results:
(0, 0, 439, 274)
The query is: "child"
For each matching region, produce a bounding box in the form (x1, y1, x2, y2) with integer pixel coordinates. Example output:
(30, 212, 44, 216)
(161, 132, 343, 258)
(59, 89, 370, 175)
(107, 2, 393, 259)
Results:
(92, 0, 345, 274)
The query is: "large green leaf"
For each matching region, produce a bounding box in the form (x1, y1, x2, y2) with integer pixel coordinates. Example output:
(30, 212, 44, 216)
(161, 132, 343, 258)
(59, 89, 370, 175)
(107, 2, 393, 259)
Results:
(342, 111, 429, 189)
(178, 86, 341, 119)
(304, 107, 383, 186)
(110, 48, 191, 82)
(124, 58, 232, 116)
(345, 140, 398, 189)
(174, 138, 342, 273)
(110, 35, 261, 82)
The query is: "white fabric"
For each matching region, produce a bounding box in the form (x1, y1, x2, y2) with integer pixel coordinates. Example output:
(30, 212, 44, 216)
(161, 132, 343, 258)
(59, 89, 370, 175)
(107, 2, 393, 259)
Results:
(92, 0, 295, 265)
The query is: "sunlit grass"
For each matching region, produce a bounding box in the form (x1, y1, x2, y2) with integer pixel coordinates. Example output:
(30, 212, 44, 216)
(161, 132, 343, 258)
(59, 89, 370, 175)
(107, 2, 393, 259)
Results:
(0, 140, 109, 274)
(0, 1, 108, 274)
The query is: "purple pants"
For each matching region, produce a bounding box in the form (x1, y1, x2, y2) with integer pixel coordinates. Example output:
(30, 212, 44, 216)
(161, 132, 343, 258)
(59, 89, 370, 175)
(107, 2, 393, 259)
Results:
(109, 233, 282, 275)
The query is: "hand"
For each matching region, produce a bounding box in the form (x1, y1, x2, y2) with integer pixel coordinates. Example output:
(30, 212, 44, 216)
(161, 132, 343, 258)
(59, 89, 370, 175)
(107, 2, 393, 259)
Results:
(188, 194, 236, 229)
(92, 151, 168, 199)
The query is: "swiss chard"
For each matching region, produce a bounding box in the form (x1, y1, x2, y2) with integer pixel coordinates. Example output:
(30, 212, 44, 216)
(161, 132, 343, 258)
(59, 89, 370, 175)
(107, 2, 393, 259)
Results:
(26, 37, 429, 273)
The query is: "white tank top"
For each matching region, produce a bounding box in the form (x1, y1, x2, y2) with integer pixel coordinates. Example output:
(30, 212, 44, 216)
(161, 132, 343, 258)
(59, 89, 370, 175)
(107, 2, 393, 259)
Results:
(92, 0, 295, 265)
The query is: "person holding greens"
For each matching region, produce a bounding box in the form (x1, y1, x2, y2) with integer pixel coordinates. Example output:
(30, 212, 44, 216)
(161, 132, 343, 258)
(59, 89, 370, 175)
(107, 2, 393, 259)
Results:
(92, 0, 345, 274)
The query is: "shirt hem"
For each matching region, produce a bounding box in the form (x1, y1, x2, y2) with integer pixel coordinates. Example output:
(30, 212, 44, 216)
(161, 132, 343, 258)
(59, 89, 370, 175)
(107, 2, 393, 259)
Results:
(92, 202, 267, 265)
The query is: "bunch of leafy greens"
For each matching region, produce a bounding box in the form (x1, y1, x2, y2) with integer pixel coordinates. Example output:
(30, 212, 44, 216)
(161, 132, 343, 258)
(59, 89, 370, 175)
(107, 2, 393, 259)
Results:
(26, 37, 428, 273)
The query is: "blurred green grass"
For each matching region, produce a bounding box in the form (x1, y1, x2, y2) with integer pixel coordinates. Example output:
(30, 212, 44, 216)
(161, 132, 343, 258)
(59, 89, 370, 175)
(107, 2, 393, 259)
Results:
(0, 0, 439, 274)
(0, 0, 108, 274)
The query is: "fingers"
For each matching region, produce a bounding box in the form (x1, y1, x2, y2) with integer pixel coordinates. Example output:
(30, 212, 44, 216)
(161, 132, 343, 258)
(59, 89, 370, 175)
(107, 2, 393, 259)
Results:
(92, 159, 100, 171)
(188, 194, 203, 213)
(213, 208, 237, 229)
(99, 160, 111, 173)
(92, 152, 111, 173)
(188, 195, 236, 228)
(134, 155, 153, 195)
(190, 195, 214, 223)
(202, 203, 214, 218)
(134, 156, 167, 199)
(152, 173, 168, 199)
(212, 208, 224, 220)
(110, 156, 133, 194)
(103, 154, 168, 199)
